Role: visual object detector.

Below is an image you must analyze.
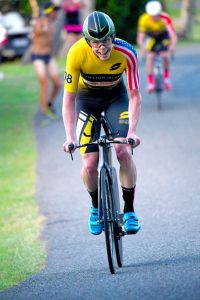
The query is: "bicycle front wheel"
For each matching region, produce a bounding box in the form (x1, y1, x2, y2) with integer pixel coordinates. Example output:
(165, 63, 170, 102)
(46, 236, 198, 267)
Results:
(110, 167, 123, 268)
(100, 167, 116, 274)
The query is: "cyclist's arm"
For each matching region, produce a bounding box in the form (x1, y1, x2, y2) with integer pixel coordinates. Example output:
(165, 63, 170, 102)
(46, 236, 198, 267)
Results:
(161, 13, 177, 52)
(62, 90, 77, 149)
(137, 14, 147, 57)
(136, 31, 146, 56)
(168, 26, 177, 52)
(127, 89, 141, 139)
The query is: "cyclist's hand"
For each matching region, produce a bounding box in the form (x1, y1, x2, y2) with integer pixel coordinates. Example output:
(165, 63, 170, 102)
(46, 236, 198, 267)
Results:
(63, 141, 77, 153)
(127, 134, 140, 148)
(169, 44, 176, 54)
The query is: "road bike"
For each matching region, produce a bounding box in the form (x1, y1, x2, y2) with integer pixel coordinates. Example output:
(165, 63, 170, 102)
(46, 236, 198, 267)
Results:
(68, 114, 135, 274)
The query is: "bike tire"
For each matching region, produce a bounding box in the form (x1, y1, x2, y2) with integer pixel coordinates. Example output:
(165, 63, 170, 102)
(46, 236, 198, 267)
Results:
(110, 167, 123, 268)
(100, 167, 116, 274)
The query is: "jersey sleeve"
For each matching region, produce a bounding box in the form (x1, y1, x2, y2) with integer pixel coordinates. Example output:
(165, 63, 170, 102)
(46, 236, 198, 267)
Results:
(114, 39, 140, 91)
(64, 44, 81, 93)
(137, 14, 147, 33)
(125, 48, 140, 91)
(160, 13, 176, 36)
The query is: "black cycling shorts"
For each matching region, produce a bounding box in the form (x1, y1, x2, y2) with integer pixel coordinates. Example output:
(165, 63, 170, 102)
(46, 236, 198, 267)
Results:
(75, 80, 129, 154)
(31, 54, 52, 65)
(146, 30, 170, 53)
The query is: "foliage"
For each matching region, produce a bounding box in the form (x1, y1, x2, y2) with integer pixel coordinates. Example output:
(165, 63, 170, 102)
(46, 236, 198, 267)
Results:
(96, 0, 147, 44)
(0, 0, 47, 17)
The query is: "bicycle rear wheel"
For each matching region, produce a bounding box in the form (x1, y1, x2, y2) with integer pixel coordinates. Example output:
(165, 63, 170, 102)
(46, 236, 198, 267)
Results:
(100, 167, 116, 274)
(110, 167, 123, 268)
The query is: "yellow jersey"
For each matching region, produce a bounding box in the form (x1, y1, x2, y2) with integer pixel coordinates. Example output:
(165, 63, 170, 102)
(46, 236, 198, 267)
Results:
(64, 37, 139, 92)
(138, 12, 175, 36)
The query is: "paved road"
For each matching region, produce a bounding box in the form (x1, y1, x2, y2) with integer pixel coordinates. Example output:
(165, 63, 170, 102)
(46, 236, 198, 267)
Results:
(1, 44, 200, 300)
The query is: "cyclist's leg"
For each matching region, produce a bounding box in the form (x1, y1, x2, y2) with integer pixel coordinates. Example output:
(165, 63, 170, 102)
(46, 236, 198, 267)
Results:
(76, 90, 102, 234)
(105, 83, 136, 188)
(146, 51, 156, 92)
(158, 32, 171, 91)
(160, 51, 171, 90)
(47, 58, 61, 108)
(81, 152, 102, 235)
(75, 109, 100, 193)
(105, 82, 141, 232)
(145, 36, 157, 92)
(81, 152, 99, 193)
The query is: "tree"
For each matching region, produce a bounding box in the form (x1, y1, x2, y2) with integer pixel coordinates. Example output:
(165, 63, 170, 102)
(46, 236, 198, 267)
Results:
(178, 0, 196, 38)
(96, 0, 147, 44)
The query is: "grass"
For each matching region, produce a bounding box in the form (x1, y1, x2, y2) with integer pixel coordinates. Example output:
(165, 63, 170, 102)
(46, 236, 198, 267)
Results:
(0, 60, 46, 290)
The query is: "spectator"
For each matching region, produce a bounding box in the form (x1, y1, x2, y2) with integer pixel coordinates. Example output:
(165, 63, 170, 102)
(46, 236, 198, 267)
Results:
(60, 0, 84, 55)
(31, 1, 61, 122)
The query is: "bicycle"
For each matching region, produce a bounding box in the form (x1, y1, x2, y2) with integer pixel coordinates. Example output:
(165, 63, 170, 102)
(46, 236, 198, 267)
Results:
(68, 114, 136, 274)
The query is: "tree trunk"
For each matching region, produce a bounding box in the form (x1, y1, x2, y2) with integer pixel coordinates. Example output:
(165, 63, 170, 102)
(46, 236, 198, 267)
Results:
(178, 0, 196, 38)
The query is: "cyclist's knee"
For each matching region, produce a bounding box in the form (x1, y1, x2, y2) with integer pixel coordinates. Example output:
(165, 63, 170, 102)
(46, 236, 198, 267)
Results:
(147, 52, 156, 59)
(82, 153, 98, 175)
(115, 146, 131, 164)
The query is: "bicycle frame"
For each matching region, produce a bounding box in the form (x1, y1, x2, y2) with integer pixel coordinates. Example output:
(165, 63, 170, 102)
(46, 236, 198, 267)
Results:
(98, 136, 120, 225)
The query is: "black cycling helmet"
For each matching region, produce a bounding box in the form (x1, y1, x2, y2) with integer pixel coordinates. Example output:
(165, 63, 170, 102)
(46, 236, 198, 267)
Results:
(83, 11, 115, 42)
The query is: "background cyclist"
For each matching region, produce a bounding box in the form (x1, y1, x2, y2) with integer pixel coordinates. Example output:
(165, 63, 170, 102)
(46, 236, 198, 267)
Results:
(62, 11, 141, 235)
(137, 1, 177, 93)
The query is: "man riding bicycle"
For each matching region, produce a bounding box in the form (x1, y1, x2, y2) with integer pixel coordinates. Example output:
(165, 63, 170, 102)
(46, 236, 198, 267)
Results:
(62, 11, 141, 235)
(137, 1, 177, 93)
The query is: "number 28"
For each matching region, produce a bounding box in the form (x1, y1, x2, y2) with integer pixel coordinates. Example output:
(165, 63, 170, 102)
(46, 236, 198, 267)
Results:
(64, 72, 72, 84)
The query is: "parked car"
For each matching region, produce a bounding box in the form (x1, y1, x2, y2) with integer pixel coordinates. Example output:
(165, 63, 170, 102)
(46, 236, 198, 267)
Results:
(0, 11, 31, 61)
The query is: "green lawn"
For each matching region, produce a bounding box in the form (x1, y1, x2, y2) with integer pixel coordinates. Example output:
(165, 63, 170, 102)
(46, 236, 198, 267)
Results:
(0, 61, 46, 290)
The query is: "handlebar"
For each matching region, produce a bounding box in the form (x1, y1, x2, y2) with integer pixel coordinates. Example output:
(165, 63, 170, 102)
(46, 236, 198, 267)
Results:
(67, 137, 135, 160)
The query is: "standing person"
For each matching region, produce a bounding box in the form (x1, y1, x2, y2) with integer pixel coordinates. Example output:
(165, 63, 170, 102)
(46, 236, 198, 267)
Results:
(62, 11, 141, 235)
(31, 1, 61, 120)
(137, 1, 177, 93)
(61, 0, 84, 53)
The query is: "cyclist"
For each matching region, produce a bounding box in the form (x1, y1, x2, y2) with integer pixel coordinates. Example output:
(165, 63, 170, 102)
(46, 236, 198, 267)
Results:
(62, 11, 141, 235)
(137, 1, 177, 93)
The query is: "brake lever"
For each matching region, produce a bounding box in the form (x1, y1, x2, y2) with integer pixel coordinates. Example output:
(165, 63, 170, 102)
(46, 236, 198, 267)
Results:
(128, 138, 135, 155)
(68, 143, 75, 160)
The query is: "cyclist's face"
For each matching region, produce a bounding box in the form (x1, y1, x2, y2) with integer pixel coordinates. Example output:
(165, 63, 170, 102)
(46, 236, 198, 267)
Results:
(151, 15, 160, 22)
(90, 37, 113, 60)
